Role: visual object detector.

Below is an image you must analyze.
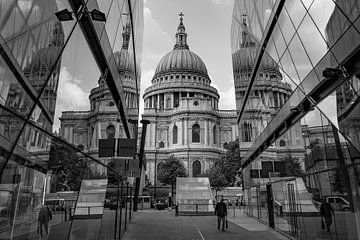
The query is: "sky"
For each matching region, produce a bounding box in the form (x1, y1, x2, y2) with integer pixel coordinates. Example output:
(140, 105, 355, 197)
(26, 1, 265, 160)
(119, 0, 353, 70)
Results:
(139, 0, 236, 114)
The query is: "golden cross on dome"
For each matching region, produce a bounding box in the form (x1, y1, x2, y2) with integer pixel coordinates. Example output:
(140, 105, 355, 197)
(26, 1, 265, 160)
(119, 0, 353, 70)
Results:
(179, 12, 184, 22)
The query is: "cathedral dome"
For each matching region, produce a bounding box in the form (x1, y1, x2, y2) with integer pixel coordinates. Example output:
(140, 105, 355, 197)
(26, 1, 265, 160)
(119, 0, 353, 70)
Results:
(232, 45, 280, 74)
(153, 13, 209, 79)
(114, 49, 134, 73)
(154, 49, 208, 76)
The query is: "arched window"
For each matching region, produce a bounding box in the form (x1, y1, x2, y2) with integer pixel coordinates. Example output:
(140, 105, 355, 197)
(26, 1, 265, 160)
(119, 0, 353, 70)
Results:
(192, 124, 200, 143)
(166, 98, 171, 109)
(192, 161, 201, 177)
(173, 125, 178, 144)
(242, 123, 252, 142)
(106, 125, 115, 139)
(159, 141, 165, 148)
(213, 125, 217, 144)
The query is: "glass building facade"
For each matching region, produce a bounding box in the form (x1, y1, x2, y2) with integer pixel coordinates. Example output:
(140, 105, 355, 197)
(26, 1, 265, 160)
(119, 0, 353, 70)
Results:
(0, 0, 143, 239)
(232, 0, 360, 239)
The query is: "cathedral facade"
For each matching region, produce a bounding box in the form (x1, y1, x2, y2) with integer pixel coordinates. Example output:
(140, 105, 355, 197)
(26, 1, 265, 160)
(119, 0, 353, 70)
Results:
(142, 16, 238, 184)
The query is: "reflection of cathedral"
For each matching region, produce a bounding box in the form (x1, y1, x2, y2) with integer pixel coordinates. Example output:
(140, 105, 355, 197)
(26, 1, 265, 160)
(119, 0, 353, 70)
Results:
(59, 22, 138, 168)
(232, 15, 304, 186)
(142, 15, 238, 184)
(0, 21, 64, 151)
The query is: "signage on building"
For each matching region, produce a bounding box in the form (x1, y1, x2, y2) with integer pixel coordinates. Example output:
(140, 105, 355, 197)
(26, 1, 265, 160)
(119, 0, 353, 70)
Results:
(98, 139, 115, 157)
(117, 138, 137, 157)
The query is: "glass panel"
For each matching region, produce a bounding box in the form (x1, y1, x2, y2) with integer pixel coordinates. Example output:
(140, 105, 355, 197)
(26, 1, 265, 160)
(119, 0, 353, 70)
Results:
(287, 33, 313, 82)
(0, 160, 46, 239)
(308, 0, 336, 42)
(53, 24, 100, 136)
(0, 54, 34, 117)
(297, 13, 329, 66)
(284, 0, 307, 30)
(0, 107, 25, 155)
(277, 7, 296, 44)
(334, 1, 360, 23)
(330, 26, 360, 65)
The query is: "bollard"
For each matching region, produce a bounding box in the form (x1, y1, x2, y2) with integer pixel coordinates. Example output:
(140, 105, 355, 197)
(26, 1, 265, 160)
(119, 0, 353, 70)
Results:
(175, 205, 178, 216)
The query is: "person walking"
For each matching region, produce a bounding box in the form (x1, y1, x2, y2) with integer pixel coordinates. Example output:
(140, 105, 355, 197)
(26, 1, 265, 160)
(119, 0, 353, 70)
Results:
(320, 198, 334, 232)
(215, 197, 227, 231)
(38, 205, 52, 237)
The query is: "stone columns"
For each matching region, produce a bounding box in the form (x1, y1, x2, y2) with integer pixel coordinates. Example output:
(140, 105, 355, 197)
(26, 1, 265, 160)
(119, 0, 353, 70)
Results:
(151, 124, 156, 147)
(232, 124, 236, 141)
(184, 119, 188, 145)
(205, 120, 208, 145)
(179, 120, 183, 145)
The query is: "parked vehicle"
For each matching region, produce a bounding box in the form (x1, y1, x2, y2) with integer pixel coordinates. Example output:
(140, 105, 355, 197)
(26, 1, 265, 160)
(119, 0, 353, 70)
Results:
(314, 196, 351, 211)
(326, 196, 350, 211)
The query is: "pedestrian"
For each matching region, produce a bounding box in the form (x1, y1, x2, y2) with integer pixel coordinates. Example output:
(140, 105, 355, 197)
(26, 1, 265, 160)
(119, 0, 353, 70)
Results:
(320, 198, 334, 232)
(215, 196, 227, 231)
(37, 205, 52, 237)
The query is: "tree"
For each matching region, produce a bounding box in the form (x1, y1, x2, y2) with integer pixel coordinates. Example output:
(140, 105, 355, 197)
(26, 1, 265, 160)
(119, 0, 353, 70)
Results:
(281, 154, 304, 177)
(202, 160, 228, 198)
(221, 138, 242, 186)
(157, 156, 188, 199)
(49, 141, 87, 192)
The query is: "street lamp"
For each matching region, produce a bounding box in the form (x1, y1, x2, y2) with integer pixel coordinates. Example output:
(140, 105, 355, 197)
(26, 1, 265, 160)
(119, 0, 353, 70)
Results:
(55, 8, 107, 22)
(55, 9, 73, 21)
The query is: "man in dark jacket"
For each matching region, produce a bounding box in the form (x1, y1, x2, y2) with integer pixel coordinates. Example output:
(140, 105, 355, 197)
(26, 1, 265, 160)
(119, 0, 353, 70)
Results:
(320, 199, 334, 232)
(38, 205, 52, 236)
(215, 197, 227, 231)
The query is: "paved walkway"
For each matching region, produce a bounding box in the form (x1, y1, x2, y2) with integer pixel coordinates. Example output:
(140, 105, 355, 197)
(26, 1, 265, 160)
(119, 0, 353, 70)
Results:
(123, 209, 290, 240)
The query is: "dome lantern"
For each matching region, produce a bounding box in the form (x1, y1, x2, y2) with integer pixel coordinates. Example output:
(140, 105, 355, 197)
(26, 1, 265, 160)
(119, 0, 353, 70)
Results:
(174, 12, 189, 50)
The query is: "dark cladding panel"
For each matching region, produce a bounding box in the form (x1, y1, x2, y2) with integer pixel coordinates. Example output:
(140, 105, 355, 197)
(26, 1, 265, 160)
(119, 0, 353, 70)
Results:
(99, 139, 115, 157)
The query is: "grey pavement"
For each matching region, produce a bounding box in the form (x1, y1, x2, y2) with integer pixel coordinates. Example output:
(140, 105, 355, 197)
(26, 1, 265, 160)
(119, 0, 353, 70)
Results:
(123, 209, 290, 240)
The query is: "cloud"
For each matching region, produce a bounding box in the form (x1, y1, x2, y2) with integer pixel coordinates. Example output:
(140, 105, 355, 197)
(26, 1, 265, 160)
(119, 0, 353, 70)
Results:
(211, 0, 234, 5)
(139, 69, 155, 117)
(142, 7, 172, 63)
(211, 82, 236, 110)
(53, 67, 89, 131)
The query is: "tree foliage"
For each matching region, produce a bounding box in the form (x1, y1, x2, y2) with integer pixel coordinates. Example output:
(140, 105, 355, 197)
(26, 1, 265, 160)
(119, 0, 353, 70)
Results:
(49, 141, 87, 192)
(281, 154, 304, 177)
(221, 138, 242, 186)
(202, 160, 227, 192)
(202, 139, 242, 189)
(157, 156, 188, 187)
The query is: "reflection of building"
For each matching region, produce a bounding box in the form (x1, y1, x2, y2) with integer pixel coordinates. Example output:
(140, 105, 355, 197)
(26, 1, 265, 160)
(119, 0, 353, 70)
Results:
(232, 0, 360, 238)
(302, 124, 360, 197)
(59, 22, 138, 168)
(142, 15, 238, 183)
(326, 3, 360, 153)
(231, 15, 304, 187)
(0, 1, 143, 239)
